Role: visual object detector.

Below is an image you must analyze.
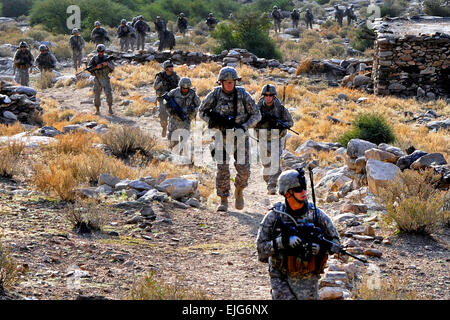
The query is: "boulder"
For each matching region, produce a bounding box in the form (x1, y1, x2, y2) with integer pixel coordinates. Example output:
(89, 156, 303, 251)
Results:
(410, 153, 447, 170)
(115, 179, 131, 191)
(319, 287, 350, 300)
(347, 139, 377, 159)
(2, 111, 17, 121)
(353, 75, 371, 87)
(138, 189, 169, 202)
(0, 134, 56, 148)
(128, 180, 154, 191)
(363, 248, 382, 258)
(342, 203, 368, 214)
(396, 150, 428, 170)
(364, 148, 399, 163)
(98, 174, 120, 188)
(426, 119, 450, 131)
(34, 126, 62, 137)
(346, 155, 366, 173)
(156, 178, 198, 199)
(95, 184, 113, 195)
(316, 167, 353, 193)
(295, 140, 341, 154)
(332, 213, 357, 223)
(366, 159, 400, 196)
(377, 143, 404, 157)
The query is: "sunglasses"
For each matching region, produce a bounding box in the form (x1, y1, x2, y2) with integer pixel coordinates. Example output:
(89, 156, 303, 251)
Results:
(290, 186, 306, 193)
(264, 94, 275, 97)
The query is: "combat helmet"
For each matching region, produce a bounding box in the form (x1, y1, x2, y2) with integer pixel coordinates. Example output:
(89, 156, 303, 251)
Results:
(179, 13, 185, 17)
(179, 77, 192, 89)
(261, 84, 277, 96)
(121, 19, 127, 24)
(39, 44, 47, 51)
(277, 168, 307, 195)
(72, 28, 78, 34)
(162, 60, 174, 69)
(208, 13, 213, 17)
(96, 44, 106, 52)
(19, 41, 28, 48)
(94, 21, 101, 26)
(217, 66, 241, 82)
(273, 6, 278, 10)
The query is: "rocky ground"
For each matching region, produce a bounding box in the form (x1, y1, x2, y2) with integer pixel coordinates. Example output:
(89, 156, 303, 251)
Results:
(0, 66, 449, 300)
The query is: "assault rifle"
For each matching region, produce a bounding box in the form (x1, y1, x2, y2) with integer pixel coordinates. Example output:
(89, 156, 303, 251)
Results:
(161, 93, 188, 122)
(76, 55, 115, 76)
(261, 113, 300, 136)
(204, 108, 259, 142)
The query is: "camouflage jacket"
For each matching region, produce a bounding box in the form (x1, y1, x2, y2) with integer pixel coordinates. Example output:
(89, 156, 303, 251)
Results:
(255, 97, 293, 139)
(69, 35, 85, 51)
(154, 20, 166, 33)
(345, 8, 356, 19)
(206, 17, 218, 27)
(335, 8, 344, 19)
(91, 27, 108, 42)
(117, 25, 130, 38)
(291, 11, 300, 21)
(199, 86, 261, 130)
(14, 49, 34, 68)
(35, 52, 57, 70)
(305, 11, 314, 21)
(134, 20, 150, 34)
(154, 71, 180, 96)
(177, 17, 188, 29)
(256, 201, 340, 277)
(87, 54, 115, 79)
(271, 9, 282, 21)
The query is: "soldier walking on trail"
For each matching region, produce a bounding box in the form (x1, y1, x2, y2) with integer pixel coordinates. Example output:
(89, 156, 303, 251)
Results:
(255, 84, 294, 195)
(91, 21, 109, 46)
(205, 13, 218, 31)
(177, 13, 188, 35)
(345, 5, 357, 26)
(334, 5, 344, 27)
(87, 44, 115, 115)
(127, 22, 137, 51)
(291, 9, 300, 29)
(256, 168, 341, 300)
(165, 77, 201, 150)
(35, 44, 57, 73)
(154, 60, 180, 138)
(271, 6, 282, 33)
(117, 19, 131, 52)
(155, 16, 166, 50)
(69, 28, 85, 72)
(13, 41, 34, 87)
(305, 9, 314, 29)
(134, 16, 150, 51)
(199, 67, 261, 212)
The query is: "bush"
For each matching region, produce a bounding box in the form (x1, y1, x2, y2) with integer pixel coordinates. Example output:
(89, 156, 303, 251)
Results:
(356, 274, 419, 300)
(129, 272, 210, 300)
(349, 26, 375, 52)
(315, 0, 330, 5)
(0, 142, 24, 178)
(380, 0, 406, 17)
(1, 0, 33, 17)
(378, 169, 449, 235)
(101, 125, 158, 160)
(424, 0, 450, 17)
(0, 239, 19, 293)
(338, 112, 396, 146)
(66, 200, 108, 233)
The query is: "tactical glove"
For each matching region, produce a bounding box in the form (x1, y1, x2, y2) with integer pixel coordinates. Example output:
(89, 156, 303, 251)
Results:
(311, 243, 320, 255)
(329, 242, 341, 254)
(275, 235, 302, 250)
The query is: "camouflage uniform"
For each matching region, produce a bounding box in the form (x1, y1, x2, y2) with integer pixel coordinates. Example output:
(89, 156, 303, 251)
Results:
(271, 8, 282, 33)
(205, 14, 218, 31)
(256, 201, 340, 300)
(305, 10, 314, 29)
(154, 18, 166, 50)
(199, 86, 261, 198)
(13, 47, 34, 86)
(291, 10, 300, 29)
(87, 52, 115, 112)
(154, 68, 180, 137)
(134, 19, 150, 51)
(256, 96, 293, 193)
(35, 51, 57, 72)
(177, 15, 188, 35)
(166, 87, 201, 148)
(345, 6, 356, 26)
(91, 26, 108, 45)
(334, 6, 344, 27)
(127, 22, 137, 51)
(117, 22, 131, 51)
(69, 33, 85, 70)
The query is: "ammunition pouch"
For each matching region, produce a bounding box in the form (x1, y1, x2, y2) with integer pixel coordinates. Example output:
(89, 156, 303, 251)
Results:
(286, 254, 328, 275)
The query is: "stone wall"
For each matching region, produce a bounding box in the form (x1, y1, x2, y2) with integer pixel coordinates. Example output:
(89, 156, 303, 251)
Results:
(372, 16, 450, 99)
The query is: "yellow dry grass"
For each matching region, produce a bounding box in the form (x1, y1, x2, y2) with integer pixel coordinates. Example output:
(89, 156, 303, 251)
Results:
(0, 122, 25, 136)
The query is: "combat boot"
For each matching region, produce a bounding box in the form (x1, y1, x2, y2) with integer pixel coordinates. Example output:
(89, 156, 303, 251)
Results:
(94, 105, 100, 115)
(108, 105, 114, 115)
(216, 196, 228, 212)
(235, 187, 244, 210)
(161, 126, 167, 138)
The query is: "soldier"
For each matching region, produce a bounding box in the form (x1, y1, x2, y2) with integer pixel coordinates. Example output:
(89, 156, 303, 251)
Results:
(205, 13, 218, 31)
(291, 9, 300, 29)
(177, 13, 188, 35)
(69, 28, 85, 72)
(91, 21, 109, 45)
(127, 22, 137, 51)
(117, 19, 131, 52)
(131, 17, 138, 28)
(166, 77, 201, 149)
(35, 44, 57, 73)
(345, 4, 357, 26)
(334, 4, 344, 27)
(256, 84, 294, 195)
(134, 16, 150, 51)
(305, 8, 314, 29)
(256, 168, 341, 300)
(87, 44, 115, 115)
(154, 60, 180, 137)
(271, 6, 282, 33)
(155, 16, 166, 50)
(13, 41, 34, 86)
(199, 67, 261, 212)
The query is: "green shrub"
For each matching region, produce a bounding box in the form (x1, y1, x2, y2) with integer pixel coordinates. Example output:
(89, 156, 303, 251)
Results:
(348, 26, 375, 52)
(380, 0, 406, 17)
(1, 0, 33, 17)
(315, 0, 330, 5)
(424, 0, 450, 17)
(338, 112, 396, 146)
(26, 26, 50, 42)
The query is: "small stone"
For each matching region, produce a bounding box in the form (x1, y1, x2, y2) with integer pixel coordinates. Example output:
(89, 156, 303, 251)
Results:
(363, 248, 382, 257)
(126, 215, 144, 224)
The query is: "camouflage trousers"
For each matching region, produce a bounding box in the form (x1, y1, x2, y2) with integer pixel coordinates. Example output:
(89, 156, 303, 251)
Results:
(137, 33, 146, 50)
(14, 67, 30, 86)
(306, 19, 313, 29)
(215, 133, 250, 197)
(94, 77, 113, 107)
(72, 49, 83, 70)
(259, 138, 283, 192)
(120, 37, 130, 51)
(167, 119, 191, 149)
(271, 274, 319, 300)
(292, 20, 299, 29)
(129, 36, 136, 50)
(274, 21, 281, 33)
(157, 97, 169, 132)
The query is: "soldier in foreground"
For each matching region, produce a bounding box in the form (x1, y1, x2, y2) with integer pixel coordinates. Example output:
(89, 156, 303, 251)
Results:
(177, 13, 188, 35)
(256, 168, 341, 299)
(91, 21, 109, 45)
(271, 6, 282, 33)
(291, 9, 300, 29)
(154, 60, 180, 137)
(165, 77, 200, 149)
(13, 41, 34, 86)
(255, 84, 294, 195)
(69, 28, 85, 72)
(134, 16, 150, 51)
(305, 9, 314, 29)
(117, 19, 131, 52)
(205, 13, 218, 31)
(334, 5, 344, 27)
(87, 44, 115, 115)
(199, 67, 261, 212)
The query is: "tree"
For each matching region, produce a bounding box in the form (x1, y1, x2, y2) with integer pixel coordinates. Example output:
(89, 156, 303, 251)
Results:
(1, 0, 34, 17)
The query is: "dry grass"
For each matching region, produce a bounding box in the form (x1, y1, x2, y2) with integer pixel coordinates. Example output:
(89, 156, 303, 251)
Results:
(128, 272, 210, 300)
(0, 122, 25, 136)
(356, 274, 420, 300)
(35, 70, 55, 90)
(76, 78, 91, 89)
(0, 142, 25, 178)
(46, 131, 98, 155)
(0, 238, 19, 292)
(65, 200, 109, 233)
